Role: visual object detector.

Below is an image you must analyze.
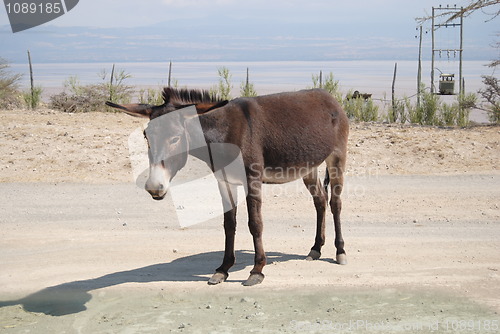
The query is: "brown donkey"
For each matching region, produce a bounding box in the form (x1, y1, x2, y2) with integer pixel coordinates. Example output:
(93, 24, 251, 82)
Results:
(107, 88, 349, 286)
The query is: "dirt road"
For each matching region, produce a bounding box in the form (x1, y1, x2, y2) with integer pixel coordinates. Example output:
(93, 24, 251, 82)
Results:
(0, 174, 499, 333)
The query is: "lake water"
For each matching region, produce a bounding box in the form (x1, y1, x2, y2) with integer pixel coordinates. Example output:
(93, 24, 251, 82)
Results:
(10, 60, 495, 121)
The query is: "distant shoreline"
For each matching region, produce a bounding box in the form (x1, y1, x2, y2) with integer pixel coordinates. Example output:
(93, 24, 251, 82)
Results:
(9, 60, 493, 122)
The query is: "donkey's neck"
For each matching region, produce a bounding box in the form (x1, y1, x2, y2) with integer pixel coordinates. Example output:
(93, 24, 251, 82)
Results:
(185, 111, 231, 171)
(198, 111, 228, 144)
(186, 115, 225, 170)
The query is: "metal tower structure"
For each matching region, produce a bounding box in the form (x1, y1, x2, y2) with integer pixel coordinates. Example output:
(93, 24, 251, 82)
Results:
(431, 5, 464, 95)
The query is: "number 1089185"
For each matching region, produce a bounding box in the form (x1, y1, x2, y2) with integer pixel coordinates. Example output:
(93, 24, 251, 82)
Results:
(5, 2, 62, 14)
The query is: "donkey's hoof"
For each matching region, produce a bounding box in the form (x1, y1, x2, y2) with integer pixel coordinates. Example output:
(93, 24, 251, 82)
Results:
(243, 273, 265, 286)
(306, 250, 321, 261)
(208, 272, 228, 285)
(336, 253, 347, 265)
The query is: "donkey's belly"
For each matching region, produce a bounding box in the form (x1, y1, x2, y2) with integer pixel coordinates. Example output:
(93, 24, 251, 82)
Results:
(261, 165, 317, 184)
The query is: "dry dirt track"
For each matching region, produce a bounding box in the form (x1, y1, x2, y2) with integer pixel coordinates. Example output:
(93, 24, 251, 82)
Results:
(0, 108, 499, 333)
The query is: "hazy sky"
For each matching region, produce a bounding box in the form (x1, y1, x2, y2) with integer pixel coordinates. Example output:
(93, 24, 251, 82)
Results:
(0, 0, 496, 30)
(1, 0, 498, 62)
(53, 0, 444, 27)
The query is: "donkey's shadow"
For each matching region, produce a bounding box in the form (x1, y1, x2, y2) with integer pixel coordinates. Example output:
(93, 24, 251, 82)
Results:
(0, 250, 305, 316)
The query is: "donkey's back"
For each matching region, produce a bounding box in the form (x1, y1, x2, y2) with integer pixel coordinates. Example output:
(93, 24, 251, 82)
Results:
(220, 89, 348, 170)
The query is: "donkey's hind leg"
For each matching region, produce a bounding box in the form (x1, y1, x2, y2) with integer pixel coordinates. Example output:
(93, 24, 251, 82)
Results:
(325, 154, 347, 265)
(303, 168, 328, 261)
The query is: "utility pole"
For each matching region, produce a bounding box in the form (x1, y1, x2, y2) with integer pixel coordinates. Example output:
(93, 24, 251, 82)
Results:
(459, 10, 463, 95)
(431, 7, 435, 94)
(430, 5, 464, 95)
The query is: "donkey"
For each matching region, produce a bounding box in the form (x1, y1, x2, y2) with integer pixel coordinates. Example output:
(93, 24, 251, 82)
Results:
(107, 88, 349, 286)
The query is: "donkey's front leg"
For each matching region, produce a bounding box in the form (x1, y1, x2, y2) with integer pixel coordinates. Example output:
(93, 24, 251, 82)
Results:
(243, 176, 266, 286)
(209, 181, 238, 285)
(208, 208, 237, 285)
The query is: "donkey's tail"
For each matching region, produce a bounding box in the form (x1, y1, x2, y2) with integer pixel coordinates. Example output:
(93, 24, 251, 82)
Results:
(323, 168, 330, 203)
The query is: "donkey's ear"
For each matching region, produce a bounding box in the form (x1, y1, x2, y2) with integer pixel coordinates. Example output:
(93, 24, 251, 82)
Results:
(195, 100, 229, 114)
(105, 101, 152, 118)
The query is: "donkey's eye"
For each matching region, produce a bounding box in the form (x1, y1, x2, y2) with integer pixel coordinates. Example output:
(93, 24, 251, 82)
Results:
(170, 136, 181, 145)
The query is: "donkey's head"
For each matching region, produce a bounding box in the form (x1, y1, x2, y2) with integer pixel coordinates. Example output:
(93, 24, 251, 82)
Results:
(143, 109, 191, 200)
(106, 88, 227, 200)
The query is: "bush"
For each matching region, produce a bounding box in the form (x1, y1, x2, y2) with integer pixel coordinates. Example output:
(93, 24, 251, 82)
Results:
(438, 102, 457, 126)
(479, 75, 500, 124)
(0, 57, 23, 109)
(391, 89, 477, 127)
(240, 68, 257, 97)
(456, 93, 477, 127)
(99, 67, 133, 104)
(344, 94, 379, 122)
(311, 72, 342, 102)
(210, 67, 232, 100)
(22, 86, 43, 109)
(388, 97, 407, 123)
(138, 88, 164, 105)
(49, 67, 133, 113)
(406, 97, 421, 125)
(419, 89, 440, 125)
(240, 80, 257, 97)
(49, 84, 107, 113)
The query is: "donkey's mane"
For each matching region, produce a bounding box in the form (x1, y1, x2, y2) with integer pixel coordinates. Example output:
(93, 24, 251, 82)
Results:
(162, 87, 222, 105)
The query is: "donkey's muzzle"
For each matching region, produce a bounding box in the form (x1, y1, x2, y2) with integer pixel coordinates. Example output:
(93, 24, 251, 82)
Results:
(145, 164, 169, 200)
(146, 183, 167, 200)
(152, 194, 166, 201)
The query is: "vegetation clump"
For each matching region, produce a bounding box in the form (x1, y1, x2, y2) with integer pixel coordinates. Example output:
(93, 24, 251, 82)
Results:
(49, 67, 133, 113)
(0, 58, 23, 109)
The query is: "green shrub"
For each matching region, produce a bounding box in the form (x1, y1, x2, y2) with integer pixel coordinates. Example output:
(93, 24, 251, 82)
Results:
(479, 75, 500, 124)
(486, 103, 500, 124)
(0, 57, 23, 109)
(99, 67, 133, 104)
(388, 97, 406, 123)
(406, 97, 421, 125)
(240, 80, 257, 97)
(392, 89, 476, 127)
(419, 90, 440, 125)
(311, 72, 342, 102)
(210, 67, 232, 100)
(138, 88, 164, 105)
(456, 93, 477, 127)
(344, 95, 379, 122)
(240, 67, 257, 97)
(22, 86, 43, 109)
(438, 102, 457, 126)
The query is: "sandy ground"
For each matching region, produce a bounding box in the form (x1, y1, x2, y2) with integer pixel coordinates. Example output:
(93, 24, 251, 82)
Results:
(0, 109, 499, 182)
(0, 108, 499, 333)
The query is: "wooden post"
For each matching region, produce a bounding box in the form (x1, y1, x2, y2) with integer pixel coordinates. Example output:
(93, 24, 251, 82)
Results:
(246, 67, 250, 91)
(168, 61, 172, 87)
(392, 62, 397, 121)
(109, 63, 115, 101)
(417, 25, 423, 108)
(319, 70, 323, 88)
(27, 50, 34, 109)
